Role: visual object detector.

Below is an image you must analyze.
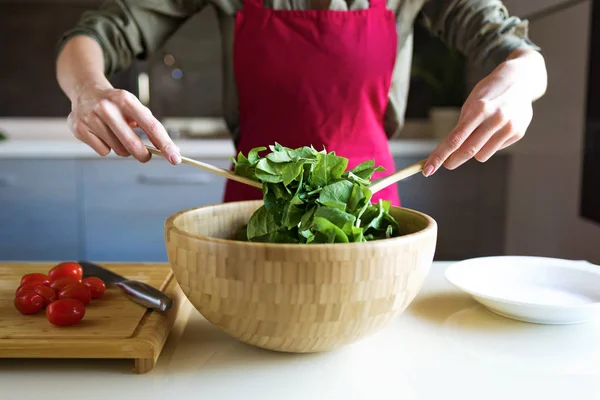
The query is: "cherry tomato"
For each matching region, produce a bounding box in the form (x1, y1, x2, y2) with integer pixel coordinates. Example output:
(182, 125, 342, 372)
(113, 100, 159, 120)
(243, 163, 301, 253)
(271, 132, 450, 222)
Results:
(14, 291, 45, 314)
(58, 283, 91, 305)
(20, 273, 50, 287)
(82, 277, 106, 299)
(49, 276, 80, 292)
(46, 299, 85, 326)
(48, 262, 83, 282)
(15, 282, 44, 297)
(34, 286, 57, 306)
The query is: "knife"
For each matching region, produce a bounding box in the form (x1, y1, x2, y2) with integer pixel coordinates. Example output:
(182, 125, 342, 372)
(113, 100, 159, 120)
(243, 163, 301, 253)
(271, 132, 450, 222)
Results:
(79, 261, 173, 312)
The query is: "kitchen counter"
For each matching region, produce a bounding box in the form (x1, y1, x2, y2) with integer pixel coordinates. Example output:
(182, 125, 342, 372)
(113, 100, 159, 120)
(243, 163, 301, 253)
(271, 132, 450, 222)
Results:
(1, 261, 598, 399)
(0, 138, 440, 159)
(0, 117, 440, 159)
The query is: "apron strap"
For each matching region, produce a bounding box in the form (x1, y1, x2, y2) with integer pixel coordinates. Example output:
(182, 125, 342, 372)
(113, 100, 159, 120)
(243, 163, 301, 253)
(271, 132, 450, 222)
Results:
(369, 0, 387, 9)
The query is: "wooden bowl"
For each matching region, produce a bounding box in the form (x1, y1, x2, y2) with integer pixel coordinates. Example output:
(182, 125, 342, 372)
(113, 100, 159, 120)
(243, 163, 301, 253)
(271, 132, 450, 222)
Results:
(164, 200, 437, 353)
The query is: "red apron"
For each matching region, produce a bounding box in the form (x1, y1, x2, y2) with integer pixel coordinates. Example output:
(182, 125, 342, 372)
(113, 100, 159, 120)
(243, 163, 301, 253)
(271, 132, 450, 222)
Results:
(223, 0, 400, 206)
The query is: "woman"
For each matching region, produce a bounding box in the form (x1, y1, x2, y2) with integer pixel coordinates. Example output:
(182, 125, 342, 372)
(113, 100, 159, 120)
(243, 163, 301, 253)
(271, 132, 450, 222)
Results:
(56, 0, 547, 205)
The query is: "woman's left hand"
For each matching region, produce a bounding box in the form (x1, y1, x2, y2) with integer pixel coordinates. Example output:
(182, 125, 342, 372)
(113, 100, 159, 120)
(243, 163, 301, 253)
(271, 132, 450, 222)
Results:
(422, 47, 547, 177)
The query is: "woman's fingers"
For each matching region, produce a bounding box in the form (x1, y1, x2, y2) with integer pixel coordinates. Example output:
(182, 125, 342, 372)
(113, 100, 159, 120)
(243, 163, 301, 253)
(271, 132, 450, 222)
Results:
(88, 114, 130, 157)
(443, 110, 506, 170)
(423, 101, 488, 176)
(112, 90, 181, 165)
(499, 133, 522, 151)
(476, 123, 515, 162)
(94, 98, 151, 163)
(71, 123, 111, 157)
(83, 133, 111, 157)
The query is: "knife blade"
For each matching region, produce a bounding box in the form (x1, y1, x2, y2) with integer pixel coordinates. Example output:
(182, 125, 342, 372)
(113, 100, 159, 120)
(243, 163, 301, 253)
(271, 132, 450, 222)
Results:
(79, 261, 173, 312)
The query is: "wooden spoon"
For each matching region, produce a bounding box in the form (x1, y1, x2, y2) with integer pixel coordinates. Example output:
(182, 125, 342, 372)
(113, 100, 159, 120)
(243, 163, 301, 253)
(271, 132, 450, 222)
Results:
(145, 145, 425, 193)
(368, 158, 427, 194)
(145, 145, 262, 189)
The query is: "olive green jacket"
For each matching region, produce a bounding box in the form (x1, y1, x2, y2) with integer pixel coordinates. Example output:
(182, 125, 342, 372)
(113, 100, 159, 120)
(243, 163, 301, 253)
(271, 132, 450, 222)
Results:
(58, 0, 539, 141)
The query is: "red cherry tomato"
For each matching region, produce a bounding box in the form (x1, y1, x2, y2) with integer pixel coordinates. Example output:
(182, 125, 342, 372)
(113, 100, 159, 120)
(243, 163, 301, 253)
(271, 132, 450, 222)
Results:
(21, 273, 50, 287)
(15, 282, 45, 297)
(58, 283, 91, 305)
(46, 299, 85, 326)
(82, 277, 106, 299)
(49, 276, 80, 292)
(48, 262, 83, 282)
(34, 286, 57, 306)
(14, 291, 45, 314)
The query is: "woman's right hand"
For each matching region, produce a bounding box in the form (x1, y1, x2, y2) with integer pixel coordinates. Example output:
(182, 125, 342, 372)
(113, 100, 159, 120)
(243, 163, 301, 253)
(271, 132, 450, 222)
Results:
(67, 83, 181, 165)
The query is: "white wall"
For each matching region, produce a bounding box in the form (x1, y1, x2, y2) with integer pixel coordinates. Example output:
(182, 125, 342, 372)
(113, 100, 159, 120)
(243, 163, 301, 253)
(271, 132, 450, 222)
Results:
(504, 0, 600, 263)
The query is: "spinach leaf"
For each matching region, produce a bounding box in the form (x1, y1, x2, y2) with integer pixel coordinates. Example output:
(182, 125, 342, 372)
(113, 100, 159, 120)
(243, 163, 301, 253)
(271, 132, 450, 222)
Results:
(319, 180, 353, 206)
(281, 195, 305, 229)
(282, 160, 306, 186)
(290, 146, 319, 160)
(361, 200, 386, 231)
(234, 163, 256, 180)
(255, 171, 282, 184)
(359, 200, 399, 240)
(314, 206, 355, 231)
(300, 229, 316, 243)
(255, 158, 284, 183)
(351, 225, 365, 242)
(346, 171, 371, 186)
(311, 217, 349, 243)
(267, 150, 293, 163)
(247, 205, 279, 240)
(319, 200, 347, 211)
(347, 159, 386, 181)
(232, 143, 403, 244)
(299, 205, 316, 231)
(248, 146, 267, 163)
(347, 183, 366, 213)
(312, 153, 348, 188)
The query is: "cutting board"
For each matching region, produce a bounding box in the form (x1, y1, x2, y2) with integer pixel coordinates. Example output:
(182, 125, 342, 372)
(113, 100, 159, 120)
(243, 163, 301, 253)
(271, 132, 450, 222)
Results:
(0, 262, 188, 373)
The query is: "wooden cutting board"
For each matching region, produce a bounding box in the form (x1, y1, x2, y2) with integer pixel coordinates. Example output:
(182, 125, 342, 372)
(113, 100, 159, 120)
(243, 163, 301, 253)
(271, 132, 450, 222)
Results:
(0, 262, 188, 373)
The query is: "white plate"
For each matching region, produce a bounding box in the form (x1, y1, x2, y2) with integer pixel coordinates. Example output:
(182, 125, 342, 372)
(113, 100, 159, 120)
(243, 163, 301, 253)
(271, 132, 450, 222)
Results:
(444, 256, 600, 325)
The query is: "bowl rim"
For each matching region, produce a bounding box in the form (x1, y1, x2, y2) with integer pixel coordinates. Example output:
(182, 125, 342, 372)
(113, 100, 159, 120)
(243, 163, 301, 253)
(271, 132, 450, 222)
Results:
(165, 200, 437, 249)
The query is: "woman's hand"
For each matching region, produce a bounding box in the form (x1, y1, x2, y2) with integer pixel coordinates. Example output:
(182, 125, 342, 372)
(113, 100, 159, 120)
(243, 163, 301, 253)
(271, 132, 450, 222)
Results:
(67, 82, 181, 164)
(423, 47, 547, 176)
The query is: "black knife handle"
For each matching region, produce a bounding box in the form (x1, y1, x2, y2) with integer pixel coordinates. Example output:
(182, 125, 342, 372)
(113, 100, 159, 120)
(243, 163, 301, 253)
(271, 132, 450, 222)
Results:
(116, 280, 173, 312)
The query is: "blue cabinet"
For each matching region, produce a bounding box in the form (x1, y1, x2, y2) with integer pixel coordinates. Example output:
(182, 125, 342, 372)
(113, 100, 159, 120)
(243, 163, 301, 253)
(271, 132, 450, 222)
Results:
(0, 160, 81, 261)
(395, 155, 508, 260)
(80, 157, 229, 262)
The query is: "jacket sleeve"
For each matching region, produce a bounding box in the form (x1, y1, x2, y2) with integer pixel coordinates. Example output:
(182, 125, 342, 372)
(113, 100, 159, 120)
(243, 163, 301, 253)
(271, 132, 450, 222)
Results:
(56, 0, 206, 76)
(420, 0, 541, 70)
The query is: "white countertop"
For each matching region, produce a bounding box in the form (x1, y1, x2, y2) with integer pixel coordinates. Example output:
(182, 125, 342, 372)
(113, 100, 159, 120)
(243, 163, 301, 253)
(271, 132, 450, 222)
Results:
(0, 138, 439, 159)
(1, 261, 598, 400)
(0, 117, 439, 159)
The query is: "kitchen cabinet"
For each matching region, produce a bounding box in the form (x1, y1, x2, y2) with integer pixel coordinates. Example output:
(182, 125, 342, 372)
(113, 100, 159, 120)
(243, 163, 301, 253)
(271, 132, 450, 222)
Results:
(0, 160, 81, 260)
(396, 155, 508, 260)
(80, 157, 229, 261)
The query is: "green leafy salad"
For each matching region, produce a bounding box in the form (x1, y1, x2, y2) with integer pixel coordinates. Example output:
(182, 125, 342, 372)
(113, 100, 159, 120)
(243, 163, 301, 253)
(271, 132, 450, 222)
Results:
(232, 143, 403, 244)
